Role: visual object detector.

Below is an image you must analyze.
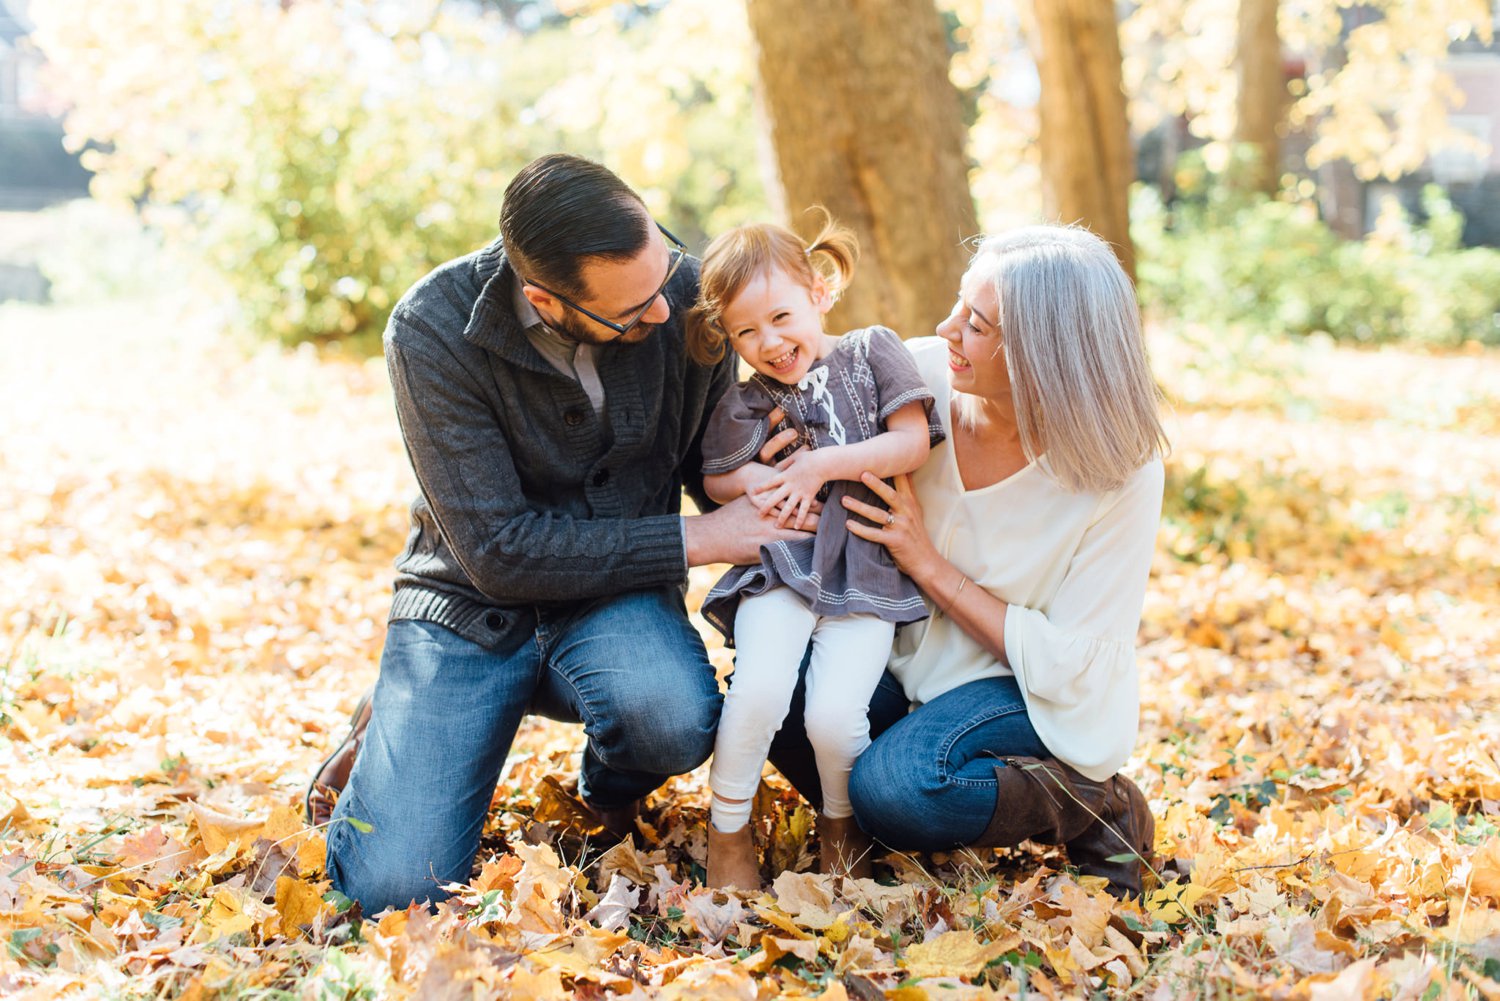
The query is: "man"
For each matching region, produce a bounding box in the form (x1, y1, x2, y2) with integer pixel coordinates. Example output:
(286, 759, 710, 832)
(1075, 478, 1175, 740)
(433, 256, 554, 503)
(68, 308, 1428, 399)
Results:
(316, 154, 804, 913)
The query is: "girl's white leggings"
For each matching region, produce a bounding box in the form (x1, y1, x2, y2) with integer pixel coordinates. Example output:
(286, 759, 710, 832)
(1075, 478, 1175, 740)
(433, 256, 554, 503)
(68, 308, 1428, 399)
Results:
(709, 586, 896, 819)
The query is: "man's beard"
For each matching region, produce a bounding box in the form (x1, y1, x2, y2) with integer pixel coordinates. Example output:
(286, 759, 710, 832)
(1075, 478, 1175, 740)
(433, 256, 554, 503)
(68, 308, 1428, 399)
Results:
(554, 311, 659, 347)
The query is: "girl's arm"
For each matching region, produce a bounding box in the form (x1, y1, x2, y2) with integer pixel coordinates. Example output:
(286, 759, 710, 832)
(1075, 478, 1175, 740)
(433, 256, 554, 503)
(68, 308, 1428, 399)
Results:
(707, 406, 813, 513)
(700, 383, 783, 508)
(751, 401, 932, 529)
(704, 465, 776, 505)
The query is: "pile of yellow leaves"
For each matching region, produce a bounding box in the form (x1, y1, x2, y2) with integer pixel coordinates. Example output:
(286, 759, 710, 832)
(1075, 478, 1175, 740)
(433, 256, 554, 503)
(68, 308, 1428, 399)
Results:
(1, 295, 1497, 999)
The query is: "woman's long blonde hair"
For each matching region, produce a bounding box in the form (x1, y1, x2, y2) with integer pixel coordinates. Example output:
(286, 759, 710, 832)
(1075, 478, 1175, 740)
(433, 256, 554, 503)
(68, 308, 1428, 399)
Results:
(961, 225, 1168, 493)
(687, 210, 859, 366)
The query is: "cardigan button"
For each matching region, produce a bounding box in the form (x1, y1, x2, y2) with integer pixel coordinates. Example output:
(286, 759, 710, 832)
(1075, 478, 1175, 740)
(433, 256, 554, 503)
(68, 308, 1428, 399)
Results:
(592, 468, 610, 487)
(564, 409, 585, 427)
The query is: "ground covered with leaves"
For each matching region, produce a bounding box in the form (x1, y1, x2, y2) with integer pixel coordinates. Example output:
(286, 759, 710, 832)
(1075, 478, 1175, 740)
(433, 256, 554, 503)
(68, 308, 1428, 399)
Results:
(2, 292, 1499, 999)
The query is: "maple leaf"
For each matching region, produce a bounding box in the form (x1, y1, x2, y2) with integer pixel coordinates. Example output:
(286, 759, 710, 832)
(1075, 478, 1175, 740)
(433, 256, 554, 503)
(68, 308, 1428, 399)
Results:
(899, 928, 1020, 979)
(187, 802, 263, 856)
(272, 875, 330, 936)
(1470, 836, 1500, 902)
(683, 890, 744, 945)
(113, 825, 190, 887)
(768, 870, 840, 930)
(1306, 956, 1384, 1000)
(1146, 878, 1211, 925)
(583, 874, 639, 933)
(595, 835, 667, 890)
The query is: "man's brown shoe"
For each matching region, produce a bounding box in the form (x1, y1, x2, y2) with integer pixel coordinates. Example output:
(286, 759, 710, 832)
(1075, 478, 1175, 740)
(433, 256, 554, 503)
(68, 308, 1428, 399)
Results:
(589, 799, 641, 842)
(305, 691, 373, 828)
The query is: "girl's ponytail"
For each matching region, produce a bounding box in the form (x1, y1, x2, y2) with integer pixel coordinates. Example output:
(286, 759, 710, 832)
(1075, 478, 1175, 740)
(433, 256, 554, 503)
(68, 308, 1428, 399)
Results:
(803, 207, 859, 304)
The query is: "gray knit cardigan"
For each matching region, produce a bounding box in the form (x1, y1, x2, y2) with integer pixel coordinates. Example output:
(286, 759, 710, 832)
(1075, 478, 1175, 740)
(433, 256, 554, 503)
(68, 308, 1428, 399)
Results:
(382, 237, 733, 653)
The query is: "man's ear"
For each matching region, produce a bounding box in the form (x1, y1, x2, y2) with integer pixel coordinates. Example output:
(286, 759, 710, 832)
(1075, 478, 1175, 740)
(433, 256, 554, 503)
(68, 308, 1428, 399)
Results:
(520, 283, 556, 313)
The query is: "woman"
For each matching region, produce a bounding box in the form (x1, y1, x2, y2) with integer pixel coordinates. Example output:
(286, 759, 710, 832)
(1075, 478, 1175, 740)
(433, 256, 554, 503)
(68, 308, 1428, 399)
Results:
(832, 225, 1168, 898)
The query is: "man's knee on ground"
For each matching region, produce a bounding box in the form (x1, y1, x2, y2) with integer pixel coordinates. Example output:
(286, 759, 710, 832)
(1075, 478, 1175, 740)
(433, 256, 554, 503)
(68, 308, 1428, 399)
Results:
(327, 837, 453, 916)
(598, 687, 719, 776)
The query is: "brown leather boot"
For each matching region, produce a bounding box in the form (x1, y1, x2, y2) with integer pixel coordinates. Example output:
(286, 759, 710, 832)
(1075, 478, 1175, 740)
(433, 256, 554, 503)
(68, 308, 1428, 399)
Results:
(705, 823, 761, 891)
(305, 691, 373, 827)
(1064, 775, 1155, 899)
(819, 815, 873, 879)
(976, 756, 1155, 899)
(588, 799, 641, 842)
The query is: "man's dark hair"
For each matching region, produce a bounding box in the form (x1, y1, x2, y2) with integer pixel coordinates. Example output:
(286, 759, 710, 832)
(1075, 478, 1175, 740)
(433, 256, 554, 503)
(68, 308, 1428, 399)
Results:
(499, 154, 652, 301)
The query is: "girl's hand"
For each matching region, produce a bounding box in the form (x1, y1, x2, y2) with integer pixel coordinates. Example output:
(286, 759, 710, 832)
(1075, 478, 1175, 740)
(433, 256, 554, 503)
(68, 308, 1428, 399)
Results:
(842, 472, 939, 577)
(750, 449, 830, 531)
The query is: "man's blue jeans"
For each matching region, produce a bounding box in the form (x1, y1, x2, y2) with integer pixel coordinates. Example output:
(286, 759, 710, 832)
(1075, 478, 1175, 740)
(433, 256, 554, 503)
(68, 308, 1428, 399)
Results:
(770, 673, 1047, 850)
(326, 587, 719, 913)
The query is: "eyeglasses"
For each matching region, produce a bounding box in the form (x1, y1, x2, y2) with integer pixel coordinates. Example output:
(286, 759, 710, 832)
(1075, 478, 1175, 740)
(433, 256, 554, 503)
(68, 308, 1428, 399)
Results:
(523, 223, 689, 337)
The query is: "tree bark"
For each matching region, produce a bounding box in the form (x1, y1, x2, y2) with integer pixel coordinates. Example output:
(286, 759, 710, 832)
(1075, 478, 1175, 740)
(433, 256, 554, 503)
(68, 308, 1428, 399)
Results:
(1235, 0, 1283, 194)
(1027, 0, 1136, 282)
(745, 0, 978, 341)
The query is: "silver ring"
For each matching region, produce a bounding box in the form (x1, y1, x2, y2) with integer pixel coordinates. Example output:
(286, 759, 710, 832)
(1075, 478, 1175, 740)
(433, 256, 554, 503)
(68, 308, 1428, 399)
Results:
(886, 512, 896, 526)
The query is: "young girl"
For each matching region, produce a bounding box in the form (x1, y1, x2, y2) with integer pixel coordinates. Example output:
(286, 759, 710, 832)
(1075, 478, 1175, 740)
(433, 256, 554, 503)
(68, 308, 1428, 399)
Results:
(689, 216, 944, 890)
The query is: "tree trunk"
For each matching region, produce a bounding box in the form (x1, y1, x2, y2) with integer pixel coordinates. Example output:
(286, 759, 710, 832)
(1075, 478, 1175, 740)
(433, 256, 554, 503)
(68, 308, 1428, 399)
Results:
(1234, 0, 1283, 194)
(1027, 0, 1136, 282)
(745, 0, 978, 341)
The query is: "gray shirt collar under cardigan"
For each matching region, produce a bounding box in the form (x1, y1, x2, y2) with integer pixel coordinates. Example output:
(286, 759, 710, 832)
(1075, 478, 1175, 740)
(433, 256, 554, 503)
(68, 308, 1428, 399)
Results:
(383, 236, 733, 655)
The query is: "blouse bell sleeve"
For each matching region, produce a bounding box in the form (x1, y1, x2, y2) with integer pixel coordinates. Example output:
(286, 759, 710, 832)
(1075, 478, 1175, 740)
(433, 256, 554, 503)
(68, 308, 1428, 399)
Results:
(1004, 458, 1165, 781)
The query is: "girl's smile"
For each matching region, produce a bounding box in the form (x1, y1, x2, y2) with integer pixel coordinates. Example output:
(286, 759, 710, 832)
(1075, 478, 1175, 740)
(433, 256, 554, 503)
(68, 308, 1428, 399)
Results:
(720, 266, 836, 386)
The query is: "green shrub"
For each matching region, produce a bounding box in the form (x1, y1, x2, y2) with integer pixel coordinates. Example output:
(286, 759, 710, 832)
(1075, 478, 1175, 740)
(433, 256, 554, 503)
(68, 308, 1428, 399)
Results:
(1134, 155, 1500, 348)
(32, 2, 764, 351)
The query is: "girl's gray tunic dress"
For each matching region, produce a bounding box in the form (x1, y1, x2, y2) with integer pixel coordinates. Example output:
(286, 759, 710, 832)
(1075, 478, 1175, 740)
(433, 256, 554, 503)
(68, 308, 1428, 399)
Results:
(700, 326, 946, 644)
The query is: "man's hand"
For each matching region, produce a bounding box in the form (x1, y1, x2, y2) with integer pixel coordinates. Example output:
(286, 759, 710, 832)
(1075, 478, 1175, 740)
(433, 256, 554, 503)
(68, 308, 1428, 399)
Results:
(685, 495, 817, 567)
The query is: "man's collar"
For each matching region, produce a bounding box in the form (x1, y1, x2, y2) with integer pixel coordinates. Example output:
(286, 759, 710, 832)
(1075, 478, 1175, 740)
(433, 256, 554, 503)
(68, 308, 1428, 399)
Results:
(512, 274, 545, 332)
(459, 240, 556, 372)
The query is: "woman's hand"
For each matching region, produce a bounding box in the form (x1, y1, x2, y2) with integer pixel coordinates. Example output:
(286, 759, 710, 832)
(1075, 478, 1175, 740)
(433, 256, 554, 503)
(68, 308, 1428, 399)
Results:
(842, 471, 940, 578)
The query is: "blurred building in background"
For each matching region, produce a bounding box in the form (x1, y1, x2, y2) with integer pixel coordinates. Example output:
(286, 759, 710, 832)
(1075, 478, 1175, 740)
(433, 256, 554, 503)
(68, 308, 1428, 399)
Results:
(1318, 6, 1500, 246)
(0, 0, 90, 211)
(1419, 25, 1500, 245)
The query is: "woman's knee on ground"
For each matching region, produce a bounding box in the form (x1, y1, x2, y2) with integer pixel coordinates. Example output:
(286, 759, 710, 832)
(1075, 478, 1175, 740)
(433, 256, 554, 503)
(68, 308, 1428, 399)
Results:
(848, 744, 961, 851)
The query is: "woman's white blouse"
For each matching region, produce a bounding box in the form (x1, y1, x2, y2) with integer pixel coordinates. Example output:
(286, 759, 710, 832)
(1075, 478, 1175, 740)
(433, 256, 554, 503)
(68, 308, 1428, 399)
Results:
(888, 337, 1164, 781)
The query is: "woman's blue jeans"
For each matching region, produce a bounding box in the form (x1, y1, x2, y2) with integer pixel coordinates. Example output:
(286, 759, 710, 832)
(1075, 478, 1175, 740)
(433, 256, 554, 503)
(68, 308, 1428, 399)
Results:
(771, 673, 1048, 850)
(326, 587, 719, 913)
